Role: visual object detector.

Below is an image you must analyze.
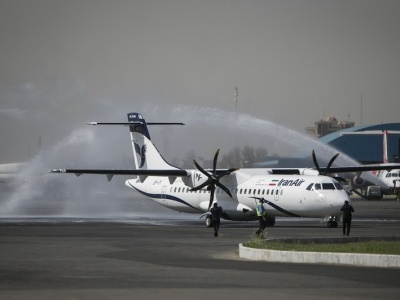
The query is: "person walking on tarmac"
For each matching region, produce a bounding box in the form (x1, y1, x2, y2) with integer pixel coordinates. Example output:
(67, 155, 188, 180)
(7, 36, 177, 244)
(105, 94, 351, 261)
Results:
(210, 203, 223, 237)
(255, 198, 267, 237)
(341, 200, 355, 236)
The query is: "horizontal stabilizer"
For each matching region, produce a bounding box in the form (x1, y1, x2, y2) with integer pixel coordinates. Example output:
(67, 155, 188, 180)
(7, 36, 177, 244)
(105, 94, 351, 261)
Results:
(85, 122, 184, 126)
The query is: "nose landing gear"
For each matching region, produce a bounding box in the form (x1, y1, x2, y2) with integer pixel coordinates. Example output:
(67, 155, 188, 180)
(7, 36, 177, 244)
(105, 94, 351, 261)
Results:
(327, 216, 338, 228)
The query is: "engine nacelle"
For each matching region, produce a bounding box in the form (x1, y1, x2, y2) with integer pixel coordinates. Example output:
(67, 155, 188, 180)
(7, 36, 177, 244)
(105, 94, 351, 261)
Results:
(352, 175, 365, 188)
(182, 170, 209, 189)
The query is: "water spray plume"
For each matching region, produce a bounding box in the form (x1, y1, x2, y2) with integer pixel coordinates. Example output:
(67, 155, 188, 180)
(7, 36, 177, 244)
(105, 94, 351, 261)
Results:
(1, 105, 363, 218)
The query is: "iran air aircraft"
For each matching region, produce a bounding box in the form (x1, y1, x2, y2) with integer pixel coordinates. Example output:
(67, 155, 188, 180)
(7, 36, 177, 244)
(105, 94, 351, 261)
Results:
(341, 130, 400, 193)
(50, 113, 400, 228)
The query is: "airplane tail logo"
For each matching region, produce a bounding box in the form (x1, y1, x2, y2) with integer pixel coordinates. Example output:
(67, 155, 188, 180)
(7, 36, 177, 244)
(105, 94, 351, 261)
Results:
(127, 112, 182, 171)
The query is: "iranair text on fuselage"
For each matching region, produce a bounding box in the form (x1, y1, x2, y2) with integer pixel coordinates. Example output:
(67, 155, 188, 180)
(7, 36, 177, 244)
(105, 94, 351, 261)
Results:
(277, 178, 305, 187)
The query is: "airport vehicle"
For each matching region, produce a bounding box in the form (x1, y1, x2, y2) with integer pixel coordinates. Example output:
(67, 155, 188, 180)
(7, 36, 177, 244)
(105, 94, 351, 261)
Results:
(51, 113, 400, 228)
(366, 186, 383, 200)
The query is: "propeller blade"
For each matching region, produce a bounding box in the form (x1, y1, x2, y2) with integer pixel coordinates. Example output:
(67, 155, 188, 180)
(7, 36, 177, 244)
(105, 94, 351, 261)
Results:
(312, 150, 322, 174)
(215, 181, 233, 198)
(324, 153, 340, 175)
(208, 185, 215, 210)
(190, 181, 210, 191)
(192, 149, 236, 209)
(193, 159, 213, 180)
(212, 149, 220, 175)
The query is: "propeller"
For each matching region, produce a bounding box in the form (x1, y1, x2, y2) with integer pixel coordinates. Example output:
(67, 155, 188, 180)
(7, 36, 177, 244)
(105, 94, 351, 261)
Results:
(190, 149, 238, 210)
(312, 150, 339, 175)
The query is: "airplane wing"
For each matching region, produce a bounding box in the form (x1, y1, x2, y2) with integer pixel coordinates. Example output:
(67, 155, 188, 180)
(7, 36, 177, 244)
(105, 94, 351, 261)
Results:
(49, 168, 238, 176)
(50, 168, 188, 177)
(50, 168, 189, 182)
(320, 164, 400, 174)
(49, 168, 238, 182)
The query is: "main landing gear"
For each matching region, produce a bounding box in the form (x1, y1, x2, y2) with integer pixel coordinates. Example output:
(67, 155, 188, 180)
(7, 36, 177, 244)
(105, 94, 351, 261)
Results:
(204, 215, 277, 227)
(205, 215, 213, 228)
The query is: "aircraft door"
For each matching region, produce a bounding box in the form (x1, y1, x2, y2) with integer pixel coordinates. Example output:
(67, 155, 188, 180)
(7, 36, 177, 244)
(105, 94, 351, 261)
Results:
(161, 186, 168, 205)
(274, 186, 281, 201)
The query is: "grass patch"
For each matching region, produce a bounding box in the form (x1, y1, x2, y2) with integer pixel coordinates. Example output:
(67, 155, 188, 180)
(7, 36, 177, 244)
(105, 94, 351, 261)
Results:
(243, 239, 400, 255)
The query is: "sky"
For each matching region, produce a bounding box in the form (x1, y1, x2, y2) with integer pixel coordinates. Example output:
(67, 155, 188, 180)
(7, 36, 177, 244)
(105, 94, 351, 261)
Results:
(1, 0, 400, 164)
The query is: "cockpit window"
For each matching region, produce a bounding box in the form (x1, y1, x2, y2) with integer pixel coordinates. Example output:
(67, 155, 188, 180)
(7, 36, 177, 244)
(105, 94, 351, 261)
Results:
(393, 173, 399, 178)
(306, 183, 314, 191)
(314, 183, 321, 190)
(334, 183, 343, 190)
(322, 183, 335, 190)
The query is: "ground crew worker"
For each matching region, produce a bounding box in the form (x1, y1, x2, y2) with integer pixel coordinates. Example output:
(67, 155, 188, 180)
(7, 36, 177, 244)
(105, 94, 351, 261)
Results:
(255, 198, 267, 237)
(341, 200, 355, 236)
(210, 203, 223, 237)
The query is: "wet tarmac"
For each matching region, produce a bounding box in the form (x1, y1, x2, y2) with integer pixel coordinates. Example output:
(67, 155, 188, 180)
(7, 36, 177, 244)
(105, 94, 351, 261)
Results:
(0, 197, 399, 299)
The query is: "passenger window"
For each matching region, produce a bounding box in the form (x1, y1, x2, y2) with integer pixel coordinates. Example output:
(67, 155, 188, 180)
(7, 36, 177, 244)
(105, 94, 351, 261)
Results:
(267, 189, 269, 195)
(275, 189, 279, 195)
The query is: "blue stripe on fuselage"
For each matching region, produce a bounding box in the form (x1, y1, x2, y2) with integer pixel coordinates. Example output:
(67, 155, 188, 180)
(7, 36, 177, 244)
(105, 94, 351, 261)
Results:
(251, 197, 301, 217)
(127, 182, 200, 211)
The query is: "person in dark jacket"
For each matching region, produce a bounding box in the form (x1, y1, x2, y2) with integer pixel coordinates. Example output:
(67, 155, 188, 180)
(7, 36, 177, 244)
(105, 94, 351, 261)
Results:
(210, 203, 223, 237)
(341, 200, 355, 236)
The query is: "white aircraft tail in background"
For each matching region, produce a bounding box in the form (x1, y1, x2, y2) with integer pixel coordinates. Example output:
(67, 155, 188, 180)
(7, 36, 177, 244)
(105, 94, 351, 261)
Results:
(341, 130, 400, 193)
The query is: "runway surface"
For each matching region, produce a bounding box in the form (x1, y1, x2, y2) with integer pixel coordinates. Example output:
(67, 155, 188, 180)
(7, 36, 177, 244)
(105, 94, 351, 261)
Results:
(0, 197, 400, 300)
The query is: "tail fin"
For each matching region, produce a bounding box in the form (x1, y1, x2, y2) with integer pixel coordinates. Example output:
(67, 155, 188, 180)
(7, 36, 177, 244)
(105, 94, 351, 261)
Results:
(383, 130, 388, 163)
(127, 112, 182, 170)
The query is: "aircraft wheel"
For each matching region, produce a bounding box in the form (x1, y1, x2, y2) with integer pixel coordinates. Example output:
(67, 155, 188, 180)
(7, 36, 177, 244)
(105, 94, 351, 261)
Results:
(205, 215, 213, 228)
(264, 216, 276, 227)
(327, 221, 332, 228)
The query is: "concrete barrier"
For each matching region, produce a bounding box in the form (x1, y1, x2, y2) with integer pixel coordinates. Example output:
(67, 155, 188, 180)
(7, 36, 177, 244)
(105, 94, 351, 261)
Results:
(239, 237, 400, 268)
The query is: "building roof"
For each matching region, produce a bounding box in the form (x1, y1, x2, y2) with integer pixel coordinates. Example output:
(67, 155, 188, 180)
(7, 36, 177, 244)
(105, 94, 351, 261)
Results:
(319, 123, 400, 164)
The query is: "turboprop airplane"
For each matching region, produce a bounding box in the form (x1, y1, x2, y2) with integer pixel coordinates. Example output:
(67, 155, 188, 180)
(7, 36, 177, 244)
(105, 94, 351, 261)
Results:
(50, 113, 400, 228)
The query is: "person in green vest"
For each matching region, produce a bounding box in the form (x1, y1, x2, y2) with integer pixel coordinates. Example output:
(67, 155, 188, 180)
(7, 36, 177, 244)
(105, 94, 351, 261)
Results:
(255, 198, 267, 237)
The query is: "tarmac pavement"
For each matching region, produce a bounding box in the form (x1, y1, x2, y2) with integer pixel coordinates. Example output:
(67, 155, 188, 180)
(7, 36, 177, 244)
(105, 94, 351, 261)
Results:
(0, 197, 399, 299)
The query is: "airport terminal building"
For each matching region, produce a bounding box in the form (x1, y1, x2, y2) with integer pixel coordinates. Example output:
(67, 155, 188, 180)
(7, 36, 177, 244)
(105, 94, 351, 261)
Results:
(255, 122, 400, 168)
(320, 123, 400, 164)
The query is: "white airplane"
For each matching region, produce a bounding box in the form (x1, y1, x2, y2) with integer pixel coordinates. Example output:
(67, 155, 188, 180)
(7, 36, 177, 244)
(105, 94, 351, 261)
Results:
(341, 130, 400, 193)
(50, 113, 400, 228)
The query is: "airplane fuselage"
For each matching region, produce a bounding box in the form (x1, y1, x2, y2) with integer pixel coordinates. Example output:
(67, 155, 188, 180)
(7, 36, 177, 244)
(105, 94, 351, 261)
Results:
(372, 169, 400, 190)
(125, 171, 349, 222)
